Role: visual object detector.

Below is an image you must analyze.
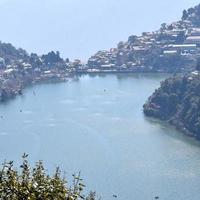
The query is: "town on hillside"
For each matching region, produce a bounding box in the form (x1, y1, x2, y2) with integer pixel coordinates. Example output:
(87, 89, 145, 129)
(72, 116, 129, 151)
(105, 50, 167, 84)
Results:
(84, 5, 200, 73)
(1, 3, 200, 101)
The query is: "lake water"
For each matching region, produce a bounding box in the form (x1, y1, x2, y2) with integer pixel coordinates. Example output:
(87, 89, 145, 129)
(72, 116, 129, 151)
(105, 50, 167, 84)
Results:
(0, 73, 200, 200)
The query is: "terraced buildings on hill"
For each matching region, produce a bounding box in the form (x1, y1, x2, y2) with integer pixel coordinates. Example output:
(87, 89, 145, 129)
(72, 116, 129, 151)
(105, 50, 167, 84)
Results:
(78, 3, 200, 73)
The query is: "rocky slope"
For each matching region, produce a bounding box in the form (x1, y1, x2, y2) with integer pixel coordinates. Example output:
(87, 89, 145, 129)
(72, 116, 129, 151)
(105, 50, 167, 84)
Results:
(143, 72, 200, 139)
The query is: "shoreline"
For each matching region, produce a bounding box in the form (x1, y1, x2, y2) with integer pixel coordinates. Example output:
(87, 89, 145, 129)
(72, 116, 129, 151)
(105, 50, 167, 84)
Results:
(169, 120, 199, 139)
(0, 74, 71, 103)
(1, 71, 199, 144)
(143, 73, 200, 141)
(0, 70, 172, 103)
(144, 111, 198, 140)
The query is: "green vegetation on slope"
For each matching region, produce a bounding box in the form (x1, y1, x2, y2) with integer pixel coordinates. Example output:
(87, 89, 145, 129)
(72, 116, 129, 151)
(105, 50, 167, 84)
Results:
(0, 153, 96, 200)
(143, 72, 200, 139)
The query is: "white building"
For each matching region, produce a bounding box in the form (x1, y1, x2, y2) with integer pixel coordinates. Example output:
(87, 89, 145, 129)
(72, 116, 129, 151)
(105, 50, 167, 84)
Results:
(163, 50, 178, 55)
(185, 36, 200, 44)
(168, 44, 197, 51)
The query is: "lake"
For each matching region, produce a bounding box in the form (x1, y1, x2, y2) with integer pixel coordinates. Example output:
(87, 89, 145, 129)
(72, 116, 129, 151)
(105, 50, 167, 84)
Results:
(0, 73, 200, 200)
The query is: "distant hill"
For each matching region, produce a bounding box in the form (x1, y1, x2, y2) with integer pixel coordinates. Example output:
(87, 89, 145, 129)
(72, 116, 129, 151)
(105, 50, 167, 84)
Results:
(143, 72, 200, 139)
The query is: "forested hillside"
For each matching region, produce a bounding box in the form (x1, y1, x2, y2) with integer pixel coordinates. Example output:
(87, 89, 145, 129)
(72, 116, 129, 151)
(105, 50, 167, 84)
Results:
(143, 72, 200, 139)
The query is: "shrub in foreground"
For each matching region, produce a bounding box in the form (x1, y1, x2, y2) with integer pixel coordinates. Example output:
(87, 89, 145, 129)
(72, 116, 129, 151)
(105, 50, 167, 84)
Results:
(0, 153, 96, 200)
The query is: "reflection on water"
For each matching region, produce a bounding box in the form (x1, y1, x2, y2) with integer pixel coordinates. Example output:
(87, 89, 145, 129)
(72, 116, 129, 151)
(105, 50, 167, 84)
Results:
(0, 73, 199, 200)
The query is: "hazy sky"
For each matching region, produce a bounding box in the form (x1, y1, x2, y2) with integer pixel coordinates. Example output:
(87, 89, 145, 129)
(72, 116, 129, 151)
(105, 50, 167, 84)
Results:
(0, 0, 199, 61)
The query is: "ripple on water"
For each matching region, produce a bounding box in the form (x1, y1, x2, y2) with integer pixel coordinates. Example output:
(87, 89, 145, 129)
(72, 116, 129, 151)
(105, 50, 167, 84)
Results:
(59, 99, 75, 104)
(111, 117, 122, 121)
(101, 101, 113, 105)
(73, 107, 87, 112)
(22, 110, 33, 115)
(163, 168, 197, 178)
(0, 132, 8, 136)
(93, 112, 103, 117)
(46, 117, 56, 122)
(46, 123, 57, 127)
(91, 94, 101, 98)
(23, 120, 34, 124)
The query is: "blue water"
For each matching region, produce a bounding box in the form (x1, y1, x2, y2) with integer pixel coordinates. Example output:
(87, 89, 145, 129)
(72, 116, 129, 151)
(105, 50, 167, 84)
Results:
(0, 73, 200, 200)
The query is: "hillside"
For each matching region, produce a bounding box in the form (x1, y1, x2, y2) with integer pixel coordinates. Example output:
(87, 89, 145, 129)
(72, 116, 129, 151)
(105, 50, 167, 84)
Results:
(2, 3, 200, 101)
(143, 72, 200, 139)
(79, 3, 200, 73)
(0, 42, 73, 101)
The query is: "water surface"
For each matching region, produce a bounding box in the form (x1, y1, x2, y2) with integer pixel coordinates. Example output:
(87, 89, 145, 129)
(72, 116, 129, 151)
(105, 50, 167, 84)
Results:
(0, 73, 200, 200)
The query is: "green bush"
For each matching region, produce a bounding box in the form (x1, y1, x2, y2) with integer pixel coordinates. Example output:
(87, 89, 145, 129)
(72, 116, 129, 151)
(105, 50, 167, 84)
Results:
(0, 153, 95, 200)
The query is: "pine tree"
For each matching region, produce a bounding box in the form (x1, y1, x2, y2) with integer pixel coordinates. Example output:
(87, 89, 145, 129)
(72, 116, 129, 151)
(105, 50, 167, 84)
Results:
(182, 10, 188, 20)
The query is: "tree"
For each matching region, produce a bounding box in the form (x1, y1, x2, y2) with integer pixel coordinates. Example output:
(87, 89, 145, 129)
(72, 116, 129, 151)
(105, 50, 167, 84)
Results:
(188, 7, 195, 15)
(117, 41, 124, 49)
(0, 154, 95, 200)
(197, 4, 200, 16)
(176, 31, 186, 44)
(42, 51, 63, 65)
(160, 23, 167, 31)
(168, 24, 173, 30)
(128, 35, 137, 44)
(182, 10, 188, 20)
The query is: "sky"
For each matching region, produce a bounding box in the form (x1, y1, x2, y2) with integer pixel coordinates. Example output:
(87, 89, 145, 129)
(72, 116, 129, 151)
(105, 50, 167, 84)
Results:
(0, 0, 199, 61)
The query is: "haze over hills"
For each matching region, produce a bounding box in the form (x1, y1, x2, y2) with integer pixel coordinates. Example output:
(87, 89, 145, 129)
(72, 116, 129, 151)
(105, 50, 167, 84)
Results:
(2, 2, 200, 101)
(0, 0, 199, 60)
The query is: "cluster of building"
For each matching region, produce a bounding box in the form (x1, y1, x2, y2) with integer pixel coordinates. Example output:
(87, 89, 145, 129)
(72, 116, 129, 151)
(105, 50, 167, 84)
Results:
(163, 27, 200, 55)
(0, 52, 76, 101)
(81, 20, 200, 73)
(2, 7, 200, 100)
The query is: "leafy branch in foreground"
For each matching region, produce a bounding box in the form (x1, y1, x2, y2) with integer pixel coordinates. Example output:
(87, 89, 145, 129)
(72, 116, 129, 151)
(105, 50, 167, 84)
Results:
(0, 153, 96, 200)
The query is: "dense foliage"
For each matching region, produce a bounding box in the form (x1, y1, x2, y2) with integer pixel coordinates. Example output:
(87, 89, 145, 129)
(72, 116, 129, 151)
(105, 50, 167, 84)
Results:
(0, 154, 96, 200)
(0, 41, 28, 65)
(143, 73, 200, 139)
(181, 4, 200, 26)
(41, 51, 63, 65)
